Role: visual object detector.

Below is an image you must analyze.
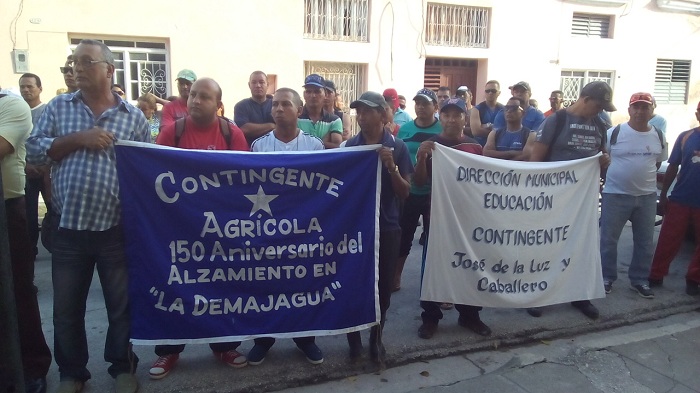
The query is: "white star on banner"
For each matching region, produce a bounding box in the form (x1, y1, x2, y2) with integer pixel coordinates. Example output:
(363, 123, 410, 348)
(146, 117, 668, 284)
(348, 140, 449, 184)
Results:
(244, 186, 279, 216)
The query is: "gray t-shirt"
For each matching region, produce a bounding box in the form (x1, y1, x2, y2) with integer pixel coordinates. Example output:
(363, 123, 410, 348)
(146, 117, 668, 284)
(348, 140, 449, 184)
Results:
(536, 112, 603, 162)
(30, 102, 46, 125)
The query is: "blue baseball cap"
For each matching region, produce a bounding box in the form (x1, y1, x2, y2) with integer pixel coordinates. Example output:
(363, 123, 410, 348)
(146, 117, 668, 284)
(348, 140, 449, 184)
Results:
(303, 74, 325, 88)
(440, 98, 467, 113)
(413, 88, 438, 103)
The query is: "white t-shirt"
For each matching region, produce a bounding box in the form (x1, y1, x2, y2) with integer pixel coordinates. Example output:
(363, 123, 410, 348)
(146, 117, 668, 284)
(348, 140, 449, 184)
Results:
(250, 130, 324, 152)
(0, 95, 31, 199)
(603, 123, 667, 196)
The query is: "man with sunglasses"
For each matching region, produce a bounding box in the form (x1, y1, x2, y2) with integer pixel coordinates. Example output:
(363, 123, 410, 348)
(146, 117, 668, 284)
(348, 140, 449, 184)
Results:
(60, 55, 78, 94)
(27, 39, 150, 393)
(492, 81, 544, 133)
(483, 97, 533, 161)
(527, 81, 614, 321)
(470, 80, 504, 146)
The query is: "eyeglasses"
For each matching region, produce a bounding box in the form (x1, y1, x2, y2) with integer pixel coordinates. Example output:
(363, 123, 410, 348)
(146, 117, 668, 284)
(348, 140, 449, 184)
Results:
(73, 59, 110, 68)
(60, 66, 73, 74)
(504, 105, 523, 112)
(485, 89, 498, 94)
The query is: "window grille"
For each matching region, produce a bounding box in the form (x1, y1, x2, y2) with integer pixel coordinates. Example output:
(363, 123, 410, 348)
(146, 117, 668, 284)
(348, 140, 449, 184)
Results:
(304, 0, 369, 42)
(571, 13, 611, 38)
(654, 59, 691, 104)
(560, 70, 614, 107)
(425, 3, 489, 48)
(70, 38, 169, 101)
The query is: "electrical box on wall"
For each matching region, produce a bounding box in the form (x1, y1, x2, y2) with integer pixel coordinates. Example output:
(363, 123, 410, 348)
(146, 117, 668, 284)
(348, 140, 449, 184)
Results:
(12, 50, 30, 73)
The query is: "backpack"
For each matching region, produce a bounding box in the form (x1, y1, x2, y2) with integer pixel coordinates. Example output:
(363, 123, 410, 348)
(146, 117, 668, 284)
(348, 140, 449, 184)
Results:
(546, 109, 608, 161)
(174, 117, 231, 148)
(609, 124, 664, 153)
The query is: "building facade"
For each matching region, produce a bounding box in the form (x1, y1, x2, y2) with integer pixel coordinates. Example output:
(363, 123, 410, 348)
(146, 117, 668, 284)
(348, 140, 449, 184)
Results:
(1, 0, 699, 144)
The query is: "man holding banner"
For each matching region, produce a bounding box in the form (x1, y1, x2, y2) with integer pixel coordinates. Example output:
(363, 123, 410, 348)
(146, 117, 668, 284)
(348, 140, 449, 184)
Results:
(247, 87, 325, 366)
(151, 78, 249, 379)
(343, 91, 412, 364)
(527, 81, 615, 319)
(414, 98, 491, 339)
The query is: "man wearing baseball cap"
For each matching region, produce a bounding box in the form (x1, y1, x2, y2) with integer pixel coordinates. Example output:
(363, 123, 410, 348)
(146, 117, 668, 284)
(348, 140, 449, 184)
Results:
(342, 91, 412, 365)
(493, 81, 544, 131)
(601, 92, 667, 299)
(394, 88, 442, 293)
(384, 88, 411, 128)
(413, 98, 489, 339)
(528, 80, 615, 320)
(649, 100, 700, 295)
(298, 74, 343, 148)
(161, 69, 197, 129)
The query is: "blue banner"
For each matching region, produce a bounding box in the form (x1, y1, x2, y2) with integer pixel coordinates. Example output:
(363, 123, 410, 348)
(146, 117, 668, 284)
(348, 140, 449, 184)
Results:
(115, 142, 381, 345)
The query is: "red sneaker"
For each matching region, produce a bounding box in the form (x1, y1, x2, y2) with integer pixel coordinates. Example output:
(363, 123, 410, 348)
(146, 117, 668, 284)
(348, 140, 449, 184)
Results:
(214, 349, 248, 368)
(149, 354, 179, 379)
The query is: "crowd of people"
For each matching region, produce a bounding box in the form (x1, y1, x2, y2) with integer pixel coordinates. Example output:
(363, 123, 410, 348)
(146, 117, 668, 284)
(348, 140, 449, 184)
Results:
(1, 38, 699, 393)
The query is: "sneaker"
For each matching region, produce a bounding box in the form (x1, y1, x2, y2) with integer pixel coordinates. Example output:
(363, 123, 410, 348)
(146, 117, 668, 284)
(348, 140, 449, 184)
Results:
(149, 354, 179, 380)
(214, 349, 248, 368)
(247, 343, 270, 366)
(115, 373, 138, 393)
(526, 307, 543, 317)
(604, 281, 613, 294)
(418, 321, 438, 339)
(572, 300, 599, 320)
(648, 277, 663, 287)
(630, 284, 654, 299)
(686, 280, 700, 296)
(458, 316, 492, 336)
(297, 342, 324, 365)
(55, 379, 84, 393)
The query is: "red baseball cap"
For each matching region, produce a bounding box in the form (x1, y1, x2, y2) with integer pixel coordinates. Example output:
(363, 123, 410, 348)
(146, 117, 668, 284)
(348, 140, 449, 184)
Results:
(629, 92, 653, 106)
(383, 88, 399, 109)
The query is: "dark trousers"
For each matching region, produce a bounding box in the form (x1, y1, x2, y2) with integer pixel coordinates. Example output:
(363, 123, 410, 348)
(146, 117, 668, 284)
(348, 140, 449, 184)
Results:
(155, 342, 241, 356)
(420, 301, 482, 324)
(4, 197, 52, 378)
(379, 229, 401, 319)
(399, 194, 430, 257)
(24, 177, 46, 255)
(52, 224, 137, 381)
(252, 336, 315, 349)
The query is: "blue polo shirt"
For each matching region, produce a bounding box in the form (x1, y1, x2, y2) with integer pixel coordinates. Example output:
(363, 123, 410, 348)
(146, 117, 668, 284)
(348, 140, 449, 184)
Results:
(493, 106, 544, 131)
(233, 96, 274, 141)
(343, 130, 413, 231)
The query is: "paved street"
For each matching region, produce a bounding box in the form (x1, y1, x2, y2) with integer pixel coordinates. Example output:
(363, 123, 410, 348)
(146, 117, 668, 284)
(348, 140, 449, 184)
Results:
(32, 222, 698, 392)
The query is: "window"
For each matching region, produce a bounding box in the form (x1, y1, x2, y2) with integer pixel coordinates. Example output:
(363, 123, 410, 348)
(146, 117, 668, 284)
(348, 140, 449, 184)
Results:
(304, 0, 369, 42)
(654, 59, 691, 104)
(70, 38, 170, 101)
(305, 61, 366, 136)
(571, 13, 611, 38)
(560, 70, 614, 107)
(425, 3, 489, 48)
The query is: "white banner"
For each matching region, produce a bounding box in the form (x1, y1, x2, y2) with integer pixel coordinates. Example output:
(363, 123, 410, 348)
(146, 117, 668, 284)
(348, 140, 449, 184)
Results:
(421, 144, 605, 308)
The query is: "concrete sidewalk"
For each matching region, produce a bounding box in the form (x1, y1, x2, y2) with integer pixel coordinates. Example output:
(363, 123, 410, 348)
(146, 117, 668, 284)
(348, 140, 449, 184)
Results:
(34, 223, 698, 393)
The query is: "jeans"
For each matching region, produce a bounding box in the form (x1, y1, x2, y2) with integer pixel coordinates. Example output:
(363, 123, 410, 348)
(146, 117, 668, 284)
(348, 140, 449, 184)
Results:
(600, 193, 657, 285)
(398, 194, 430, 257)
(649, 201, 700, 283)
(4, 197, 52, 379)
(52, 224, 137, 381)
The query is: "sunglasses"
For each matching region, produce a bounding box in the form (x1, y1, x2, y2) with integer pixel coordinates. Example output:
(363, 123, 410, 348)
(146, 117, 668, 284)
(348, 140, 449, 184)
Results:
(485, 89, 498, 94)
(60, 66, 74, 74)
(504, 104, 523, 112)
